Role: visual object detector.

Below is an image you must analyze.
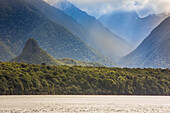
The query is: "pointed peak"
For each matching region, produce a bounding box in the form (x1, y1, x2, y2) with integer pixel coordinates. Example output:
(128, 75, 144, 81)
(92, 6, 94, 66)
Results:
(23, 38, 40, 53)
(27, 38, 37, 43)
(25, 38, 39, 46)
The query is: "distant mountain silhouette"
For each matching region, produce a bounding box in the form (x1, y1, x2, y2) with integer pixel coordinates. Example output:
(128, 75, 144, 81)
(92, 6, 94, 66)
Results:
(99, 11, 167, 46)
(0, 0, 114, 66)
(119, 17, 170, 68)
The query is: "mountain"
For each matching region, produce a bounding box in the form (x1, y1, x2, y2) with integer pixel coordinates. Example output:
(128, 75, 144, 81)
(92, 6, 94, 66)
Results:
(10, 38, 64, 65)
(0, 0, 113, 66)
(99, 11, 168, 46)
(10, 38, 104, 66)
(51, 0, 132, 59)
(26, 0, 88, 42)
(119, 17, 170, 68)
(0, 39, 15, 62)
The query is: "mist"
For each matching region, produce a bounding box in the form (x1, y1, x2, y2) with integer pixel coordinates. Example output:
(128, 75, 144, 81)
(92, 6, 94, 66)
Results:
(43, 0, 169, 62)
(51, 0, 133, 61)
(44, 0, 170, 18)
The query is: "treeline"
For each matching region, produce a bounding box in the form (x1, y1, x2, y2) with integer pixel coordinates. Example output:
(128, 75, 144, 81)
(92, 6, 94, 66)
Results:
(0, 62, 169, 95)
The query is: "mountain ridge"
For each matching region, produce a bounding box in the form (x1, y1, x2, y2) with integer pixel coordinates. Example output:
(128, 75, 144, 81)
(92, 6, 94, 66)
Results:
(10, 38, 104, 67)
(119, 16, 170, 68)
(10, 38, 64, 65)
(52, 0, 132, 59)
(0, 0, 114, 66)
(99, 11, 168, 46)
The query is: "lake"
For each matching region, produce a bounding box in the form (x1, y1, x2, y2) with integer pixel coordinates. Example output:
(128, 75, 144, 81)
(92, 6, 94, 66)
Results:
(0, 95, 169, 113)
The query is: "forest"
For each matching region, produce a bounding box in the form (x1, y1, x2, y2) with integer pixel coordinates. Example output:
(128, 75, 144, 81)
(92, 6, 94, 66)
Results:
(0, 62, 169, 95)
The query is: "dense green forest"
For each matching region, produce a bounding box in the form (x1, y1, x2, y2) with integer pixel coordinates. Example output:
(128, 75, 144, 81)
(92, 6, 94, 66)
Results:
(0, 62, 169, 95)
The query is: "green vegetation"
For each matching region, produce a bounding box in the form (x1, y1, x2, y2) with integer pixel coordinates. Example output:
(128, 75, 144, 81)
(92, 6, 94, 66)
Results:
(0, 62, 169, 95)
(56, 58, 103, 67)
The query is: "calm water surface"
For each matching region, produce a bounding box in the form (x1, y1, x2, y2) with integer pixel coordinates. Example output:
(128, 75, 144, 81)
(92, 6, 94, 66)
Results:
(0, 95, 169, 113)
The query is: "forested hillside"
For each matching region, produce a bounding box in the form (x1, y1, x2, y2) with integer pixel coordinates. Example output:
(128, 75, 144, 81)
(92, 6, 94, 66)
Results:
(0, 62, 169, 95)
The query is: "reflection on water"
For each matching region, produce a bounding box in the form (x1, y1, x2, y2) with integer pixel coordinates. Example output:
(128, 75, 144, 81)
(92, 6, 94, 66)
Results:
(0, 95, 169, 113)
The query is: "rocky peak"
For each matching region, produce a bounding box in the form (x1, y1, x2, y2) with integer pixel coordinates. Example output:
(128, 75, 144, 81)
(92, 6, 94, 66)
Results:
(23, 38, 40, 53)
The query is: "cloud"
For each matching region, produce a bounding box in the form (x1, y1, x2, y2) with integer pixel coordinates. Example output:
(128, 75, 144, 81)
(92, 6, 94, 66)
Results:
(44, 0, 170, 17)
(134, 0, 170, 17)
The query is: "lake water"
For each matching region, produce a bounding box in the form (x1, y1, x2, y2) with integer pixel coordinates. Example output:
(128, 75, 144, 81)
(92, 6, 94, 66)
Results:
(0, 95, 169, 113)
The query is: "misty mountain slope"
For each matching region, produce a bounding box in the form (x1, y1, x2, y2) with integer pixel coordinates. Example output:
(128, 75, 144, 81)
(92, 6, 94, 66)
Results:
(24, 21, 113, 65)
(0, 0, 114, 66)
(52, 0, 132, 59)
(99, 11, 167, 46)
(0, 0, 46, 55)
(25, 0, 88, 42)
(10, 38, 64, 65)
(119, 17, 170, 68)
(0, 39, 15, 62)
(55, 0, 98, 28)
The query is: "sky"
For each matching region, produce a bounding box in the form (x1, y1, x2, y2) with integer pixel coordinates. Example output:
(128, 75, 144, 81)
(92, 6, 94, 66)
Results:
(44, 0, 170, 18)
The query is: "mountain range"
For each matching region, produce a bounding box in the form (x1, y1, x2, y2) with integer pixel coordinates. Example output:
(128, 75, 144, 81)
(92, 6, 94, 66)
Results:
(119, 16, 170, 68)
(53, 0, 132, 59)
(99, 11, 167, 46)
(0, 0, 113, 66)
(0, 0, 169, 68)
(10, 38, 103, 67)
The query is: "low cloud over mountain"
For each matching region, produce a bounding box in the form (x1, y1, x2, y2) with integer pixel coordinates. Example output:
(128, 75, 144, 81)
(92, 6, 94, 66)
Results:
(44, 0, 170, 18)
